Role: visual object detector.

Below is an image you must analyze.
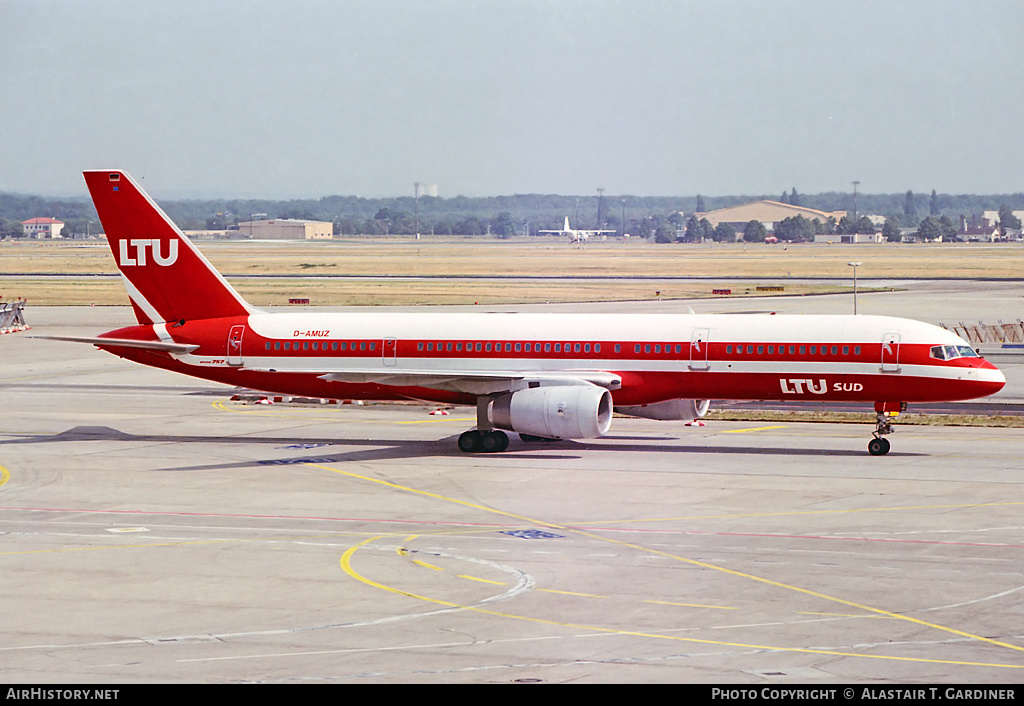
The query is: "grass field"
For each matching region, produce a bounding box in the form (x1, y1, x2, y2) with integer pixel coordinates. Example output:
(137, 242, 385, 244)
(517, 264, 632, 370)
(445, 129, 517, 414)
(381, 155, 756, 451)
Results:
(707, 409, 1024, 427)
(3, 237, 1021, 306)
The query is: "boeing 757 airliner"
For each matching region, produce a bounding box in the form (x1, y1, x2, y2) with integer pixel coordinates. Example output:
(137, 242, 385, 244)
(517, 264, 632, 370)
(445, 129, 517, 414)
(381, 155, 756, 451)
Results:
(48, 170, 1005, 456)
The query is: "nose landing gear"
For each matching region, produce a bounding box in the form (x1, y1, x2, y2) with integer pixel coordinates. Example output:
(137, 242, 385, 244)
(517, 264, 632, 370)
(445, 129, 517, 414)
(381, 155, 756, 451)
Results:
(869, 402, 905, 456)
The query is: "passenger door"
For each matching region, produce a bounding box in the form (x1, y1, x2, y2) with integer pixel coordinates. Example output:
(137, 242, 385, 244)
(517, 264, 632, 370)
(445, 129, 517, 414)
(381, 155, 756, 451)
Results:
(881, 333, 900, 372)
(227, 325, 245, 366)
(689, 328, 710, 370)
(382, 337, 397, 367)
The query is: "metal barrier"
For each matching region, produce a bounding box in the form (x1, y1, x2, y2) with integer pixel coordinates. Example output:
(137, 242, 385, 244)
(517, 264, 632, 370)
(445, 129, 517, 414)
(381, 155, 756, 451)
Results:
(941, 320, 1024, 344)
(0, 299, 29, 334)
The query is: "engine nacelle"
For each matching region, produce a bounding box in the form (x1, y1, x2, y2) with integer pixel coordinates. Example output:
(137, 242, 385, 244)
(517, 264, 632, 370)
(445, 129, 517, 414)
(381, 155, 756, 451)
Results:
(615, 398, 711, 421)
(491, 385, 613, 440)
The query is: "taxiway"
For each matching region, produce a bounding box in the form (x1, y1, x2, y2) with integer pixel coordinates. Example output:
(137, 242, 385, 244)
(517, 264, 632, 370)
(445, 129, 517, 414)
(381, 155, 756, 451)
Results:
(1, 288, 1023, 683)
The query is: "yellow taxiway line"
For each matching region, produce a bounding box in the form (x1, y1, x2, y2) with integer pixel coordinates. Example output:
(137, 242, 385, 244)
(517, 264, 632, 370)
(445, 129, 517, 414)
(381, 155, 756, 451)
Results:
(316, 462, 1024, 664)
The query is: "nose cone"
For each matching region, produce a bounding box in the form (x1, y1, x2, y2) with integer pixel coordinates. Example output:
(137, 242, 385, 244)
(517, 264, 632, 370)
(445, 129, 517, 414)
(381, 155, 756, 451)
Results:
(978, 359, 1006, 395)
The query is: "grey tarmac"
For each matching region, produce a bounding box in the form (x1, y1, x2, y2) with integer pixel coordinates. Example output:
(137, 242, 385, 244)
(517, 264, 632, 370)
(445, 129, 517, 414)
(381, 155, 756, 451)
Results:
(1, 284, 1023, 683)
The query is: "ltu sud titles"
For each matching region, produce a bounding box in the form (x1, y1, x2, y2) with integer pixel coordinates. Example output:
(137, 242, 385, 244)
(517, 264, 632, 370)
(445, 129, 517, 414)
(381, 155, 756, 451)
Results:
(779, 378, 862, 394)
(711, 688, 1016, 700)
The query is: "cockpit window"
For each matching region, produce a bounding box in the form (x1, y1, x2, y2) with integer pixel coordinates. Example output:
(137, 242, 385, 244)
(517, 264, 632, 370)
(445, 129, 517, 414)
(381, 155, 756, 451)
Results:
(931, 345, 980, 360)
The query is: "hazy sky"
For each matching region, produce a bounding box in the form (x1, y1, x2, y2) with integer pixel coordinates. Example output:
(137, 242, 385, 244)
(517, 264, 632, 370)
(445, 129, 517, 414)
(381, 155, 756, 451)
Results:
(3, 0, 1023, 199)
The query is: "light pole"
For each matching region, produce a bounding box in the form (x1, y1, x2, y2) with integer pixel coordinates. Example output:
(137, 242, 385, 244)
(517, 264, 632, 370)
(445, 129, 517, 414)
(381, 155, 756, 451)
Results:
(414, 182, 420, 239)
(848, 261, 861, 314)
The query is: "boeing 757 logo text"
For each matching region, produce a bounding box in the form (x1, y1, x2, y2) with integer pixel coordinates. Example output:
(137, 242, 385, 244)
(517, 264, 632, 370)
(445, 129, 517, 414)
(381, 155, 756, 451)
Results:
(118, 239, 178, 266)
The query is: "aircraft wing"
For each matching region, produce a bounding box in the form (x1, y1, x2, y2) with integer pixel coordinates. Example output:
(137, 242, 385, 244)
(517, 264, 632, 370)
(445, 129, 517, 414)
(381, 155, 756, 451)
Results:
(244, 366, 621, 396)
(34, 335, 200, 355)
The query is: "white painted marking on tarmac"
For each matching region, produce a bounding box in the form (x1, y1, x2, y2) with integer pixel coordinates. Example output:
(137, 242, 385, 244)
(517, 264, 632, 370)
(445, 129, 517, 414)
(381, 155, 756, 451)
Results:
(918, 584, 1024, 613)
(176, 635, 563, 664)
(704, 616, 887, 631)
(145, 634, 220, 646)
(293, 541, 373, 548)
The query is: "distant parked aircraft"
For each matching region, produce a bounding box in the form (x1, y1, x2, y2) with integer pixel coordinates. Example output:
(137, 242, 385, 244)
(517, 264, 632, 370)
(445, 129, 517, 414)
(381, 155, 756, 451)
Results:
(538, 216, 617, 245)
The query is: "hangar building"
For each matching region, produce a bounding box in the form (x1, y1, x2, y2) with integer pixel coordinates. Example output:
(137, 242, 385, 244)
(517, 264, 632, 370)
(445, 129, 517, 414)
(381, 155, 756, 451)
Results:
(695, 201, 846, 232)
(237, 219, 333, 240)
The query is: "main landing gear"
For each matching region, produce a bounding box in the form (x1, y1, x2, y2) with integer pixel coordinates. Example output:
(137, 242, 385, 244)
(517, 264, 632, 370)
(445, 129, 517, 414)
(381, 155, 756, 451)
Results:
(456, 396, 562, 453)
(458, 429, 509, 453)
(459, 396, 510, 454)
(868, 402, 906, 456)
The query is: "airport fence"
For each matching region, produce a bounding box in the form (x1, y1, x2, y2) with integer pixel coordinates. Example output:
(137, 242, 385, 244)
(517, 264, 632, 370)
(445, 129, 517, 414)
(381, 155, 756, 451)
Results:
(941, 320, 1024, 345)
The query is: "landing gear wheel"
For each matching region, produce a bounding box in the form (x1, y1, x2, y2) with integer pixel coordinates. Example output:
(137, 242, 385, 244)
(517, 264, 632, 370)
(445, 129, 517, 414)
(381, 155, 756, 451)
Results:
(458, 429, 508, 453)
(458, 430, 483, 453)
(868, 437, 890, 456)
(481, 430, 509, 453)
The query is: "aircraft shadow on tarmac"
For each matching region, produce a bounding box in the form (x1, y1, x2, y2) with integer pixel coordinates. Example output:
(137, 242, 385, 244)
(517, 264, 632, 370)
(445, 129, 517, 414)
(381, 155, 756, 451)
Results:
(0, 425, 919, 473)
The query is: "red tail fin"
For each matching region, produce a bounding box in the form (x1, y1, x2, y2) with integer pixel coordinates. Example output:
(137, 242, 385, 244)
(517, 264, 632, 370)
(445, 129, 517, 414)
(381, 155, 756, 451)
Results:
(84, 170, 252, 324)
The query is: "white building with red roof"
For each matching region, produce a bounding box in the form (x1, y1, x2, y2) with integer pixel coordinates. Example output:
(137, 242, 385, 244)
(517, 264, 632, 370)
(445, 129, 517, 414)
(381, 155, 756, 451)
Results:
(21, 217, 65, 239)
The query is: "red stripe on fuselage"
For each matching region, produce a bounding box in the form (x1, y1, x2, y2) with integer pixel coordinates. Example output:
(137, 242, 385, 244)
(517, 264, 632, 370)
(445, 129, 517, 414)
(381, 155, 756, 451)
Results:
(100, 319, 1003, 407)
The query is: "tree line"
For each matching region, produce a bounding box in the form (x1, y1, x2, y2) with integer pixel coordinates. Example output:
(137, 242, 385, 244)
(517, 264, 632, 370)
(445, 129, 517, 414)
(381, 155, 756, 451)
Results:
(2, 188, 1023, 240)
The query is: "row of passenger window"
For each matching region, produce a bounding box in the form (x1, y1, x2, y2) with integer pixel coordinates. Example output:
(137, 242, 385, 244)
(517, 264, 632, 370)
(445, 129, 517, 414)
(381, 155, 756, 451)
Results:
(419, 342, 693, 355)
(263, 340, 613, 354)
(418, 341, 606, 354)
(262, 340, 869, 358)
(635, 344, 685, 354)
(262, 340, 677, 355)
(265, 341, 375, 351)
(726, 344, 862, 356)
